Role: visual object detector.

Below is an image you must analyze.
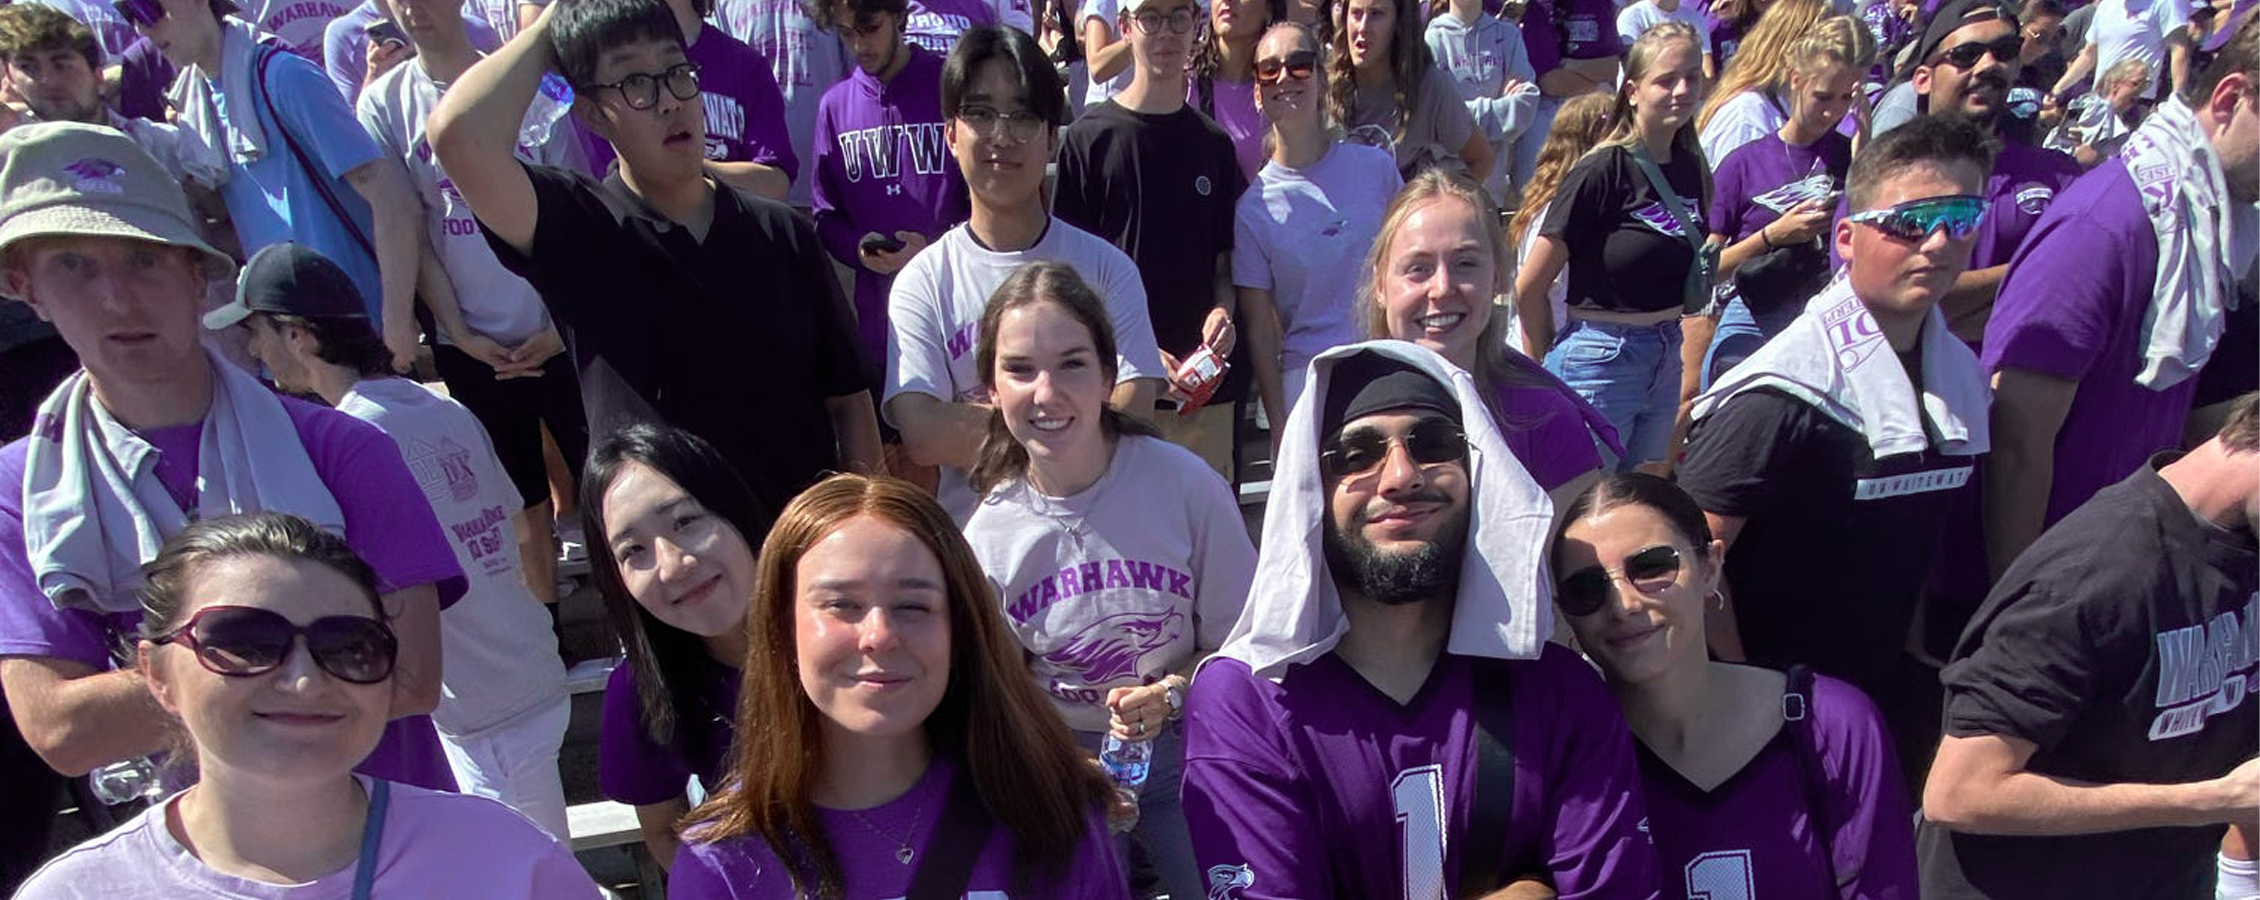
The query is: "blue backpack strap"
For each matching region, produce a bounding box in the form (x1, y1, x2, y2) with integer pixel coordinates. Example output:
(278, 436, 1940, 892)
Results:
(349, 779, 391, 900)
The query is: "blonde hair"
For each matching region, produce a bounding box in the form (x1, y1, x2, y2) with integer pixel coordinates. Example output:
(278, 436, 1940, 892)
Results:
(1506, 92, 1614, 250)
(2101, 55, 2152, 88)
(1596, 23, 1710, 201)
(1695, 0, 1829, 133)
(1785, 15, 1878, 85)
(1356, 170, 1530, 386)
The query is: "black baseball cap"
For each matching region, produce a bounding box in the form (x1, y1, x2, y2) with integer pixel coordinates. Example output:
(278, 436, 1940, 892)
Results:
(203, 243, 369, 330)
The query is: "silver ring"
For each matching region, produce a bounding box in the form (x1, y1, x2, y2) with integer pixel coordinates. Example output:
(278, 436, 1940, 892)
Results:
(1134, 721, 1146, 736)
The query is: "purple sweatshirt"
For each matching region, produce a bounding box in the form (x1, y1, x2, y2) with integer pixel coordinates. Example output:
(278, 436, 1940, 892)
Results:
(811, 48, 971, 372)
(1182, 646, 1660, 900)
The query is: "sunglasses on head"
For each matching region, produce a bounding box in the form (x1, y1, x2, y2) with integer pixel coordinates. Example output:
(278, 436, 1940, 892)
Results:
(1255, 50, 1319, 84)
(112, 0, 166, 28)
(1321, 418, 1467, 480)
(1555, 544, 1683, 618)
(1845, 194, 1986, 242)
(152, 605, 398, 685)
(1934, 35, 2022, 68)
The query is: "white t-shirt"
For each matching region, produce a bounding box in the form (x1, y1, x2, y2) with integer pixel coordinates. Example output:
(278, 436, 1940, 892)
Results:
(1232, 141, 1403, 407)
(358, 60, 579, 346)
(963, 435, 1255, 733)
(2093, 0, 2192, 97)
(336, 379, 566, 737)
(1078, 0, 1136, 109)
(14, 777, 599, 899)
(1615, 0, 1712, 48)
(1698, 89, 1784, 172)
(883, 218, 1167, 519)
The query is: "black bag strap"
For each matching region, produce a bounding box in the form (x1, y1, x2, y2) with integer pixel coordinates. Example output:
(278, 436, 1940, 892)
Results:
(1626, 144, 1719, 315)
(251, 43, 378, 260)
(1455, 660, 1516, 899)
(903, 766, 995, 900)
(1782, 665, 1845, 900)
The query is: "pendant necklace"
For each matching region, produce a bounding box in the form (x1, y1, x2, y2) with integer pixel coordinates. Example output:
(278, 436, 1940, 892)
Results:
(847, 788, 931, 866)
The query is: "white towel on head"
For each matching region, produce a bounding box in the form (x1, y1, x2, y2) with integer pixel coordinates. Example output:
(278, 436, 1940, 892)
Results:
(2121, 96, 2258, 391)
(1215, 341, 1555, 682)
(20, 347, 343, 614)
(1691, 274, 1990, 459)
(167, 17, 275, 187)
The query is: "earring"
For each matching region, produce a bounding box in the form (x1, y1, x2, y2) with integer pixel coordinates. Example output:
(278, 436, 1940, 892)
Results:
(1708, 588, 1725, 611)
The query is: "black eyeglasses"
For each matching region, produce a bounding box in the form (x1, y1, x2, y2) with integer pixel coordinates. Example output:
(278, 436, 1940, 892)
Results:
(1130, 6, 1198, 33)
(1255, 49, 1319, 84)
(956, 105, 1046, 141)
(1321, 419, 1467, 480)
(152, 605, 398, 685)
(112, 0, 166, 28)
(586, 61, 701, 111)
(1556, 545, 1684, 618)
(1934, 35, 2021, 68)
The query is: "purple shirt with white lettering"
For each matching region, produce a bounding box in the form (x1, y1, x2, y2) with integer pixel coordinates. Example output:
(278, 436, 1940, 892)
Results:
(1639, 668, 1918, 900)
(667, 755, 1131, 899)
(811, 47, 970, 373)
(1182, 646, 1660, 900)
(1981, 157, 2184, 528)
(1708, 131, 1851, 243)
(0, 396, 464, 790)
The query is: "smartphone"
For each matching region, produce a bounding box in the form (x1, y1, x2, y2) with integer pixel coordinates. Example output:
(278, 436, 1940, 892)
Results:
(365, 18, 408, 48)
(859, 232, 907, 255)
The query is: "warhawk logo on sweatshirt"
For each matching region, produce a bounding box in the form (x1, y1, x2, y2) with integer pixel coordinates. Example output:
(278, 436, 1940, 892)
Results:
(2150, 593, 2259, 741)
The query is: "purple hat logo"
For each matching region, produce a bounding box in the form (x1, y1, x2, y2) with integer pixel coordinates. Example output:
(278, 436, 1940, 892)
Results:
(62, 158, 126, 195)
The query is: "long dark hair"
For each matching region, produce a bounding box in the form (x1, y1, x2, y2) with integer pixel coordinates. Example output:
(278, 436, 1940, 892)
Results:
(681, 474, 1117, 899)
(966, 262, 1160, 495)
(1192, 0, 1286, 116)
(1326, 0, 1434, 143)
(579, 424, 774, 748)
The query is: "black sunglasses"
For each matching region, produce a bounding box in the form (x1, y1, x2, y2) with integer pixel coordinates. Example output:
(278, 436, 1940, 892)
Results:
(1321, 418, 1468, 480)
(1555, 545, 1684, 618)
(152, 605, 398, 685)
(1255, 50, 1319, 84)
(1935, 35, 2022, 68)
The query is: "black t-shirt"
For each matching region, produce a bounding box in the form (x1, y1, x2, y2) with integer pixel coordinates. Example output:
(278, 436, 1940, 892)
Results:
(1539, 144, 1709, 314)
(484, 162, 867, 515)
(1919, 456, 2260, 900)
(1053, 101, 1247, 396)
(1677, 386, 1975, 692)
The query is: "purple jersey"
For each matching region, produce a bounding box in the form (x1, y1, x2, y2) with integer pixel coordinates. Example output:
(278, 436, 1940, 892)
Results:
(1482, 354, 1624, 490)
(811, 48, 971, 373)
(1967, 140, 2081, 272)
(1707, 131, 1851, 244)
(1638, 670, 1918, 900)
(666, 755, 1131, 898)
(1182, 646, 1658, 900)
(0, 397, 465, 790)
(1981, 157, 2188, 528)
(597, 653, 739, 805)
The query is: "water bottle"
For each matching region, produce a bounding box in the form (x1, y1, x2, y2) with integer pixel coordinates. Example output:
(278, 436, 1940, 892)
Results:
(1100, 733, 1150, 832)
(518, 73, 576, 151)
(88, 756, 164, 806)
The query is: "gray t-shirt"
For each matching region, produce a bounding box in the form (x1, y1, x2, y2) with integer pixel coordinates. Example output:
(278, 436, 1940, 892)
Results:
(963, 434, 1255, 733)
(1346, 64, 1481, 178)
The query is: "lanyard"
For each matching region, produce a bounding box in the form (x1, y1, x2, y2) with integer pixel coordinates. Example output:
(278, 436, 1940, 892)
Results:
(349, 779, 391, 900)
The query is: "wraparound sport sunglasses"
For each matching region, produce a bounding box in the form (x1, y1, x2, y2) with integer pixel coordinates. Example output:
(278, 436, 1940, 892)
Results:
(1844, 194, 1987, 243)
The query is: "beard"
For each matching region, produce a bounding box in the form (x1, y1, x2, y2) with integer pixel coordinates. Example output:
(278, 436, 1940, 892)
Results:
(1321, 500, 1469, 606)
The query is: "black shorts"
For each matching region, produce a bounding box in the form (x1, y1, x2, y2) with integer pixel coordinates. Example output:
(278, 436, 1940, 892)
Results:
(432, 343, 589, 511)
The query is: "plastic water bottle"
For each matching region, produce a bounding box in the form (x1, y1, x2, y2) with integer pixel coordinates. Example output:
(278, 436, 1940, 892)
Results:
(518, 73, 576, 151)
(1100, 734, 1151, 833)
(88, 756, 163, 806)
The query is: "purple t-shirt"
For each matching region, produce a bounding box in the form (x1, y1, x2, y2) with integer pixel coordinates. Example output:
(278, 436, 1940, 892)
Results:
(1638, 669, 1918, 900)
(811, 48, 972, 374)
(1192, 75, 1269, 182)
(901, 0, 1000, 54)
(1523, 0, 1624, 74)
(0, 395, 466, 791)
(666, 755, 1131, 898)
(1981, 157, 2184, 527)
(597, 653, 740, 806)
(1708, 131, 1851, 244)
(583, 28, 799, 179)
(1967, 140, 2082, 271)
(1482, 354, 1623, 490)
(1181, 646, 1659, 900)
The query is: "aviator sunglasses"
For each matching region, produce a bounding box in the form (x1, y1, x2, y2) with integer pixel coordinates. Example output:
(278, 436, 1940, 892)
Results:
(1321, 419, 1468, 480)
(151, 605, 398, 684)
(1556, 545, 1684, 618)
(1255, 50, 1319, 85)
(1844, 194, 1986, 243)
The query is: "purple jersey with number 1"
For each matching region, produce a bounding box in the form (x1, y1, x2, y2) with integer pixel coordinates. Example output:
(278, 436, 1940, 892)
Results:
(1182, 646, 1658, 900)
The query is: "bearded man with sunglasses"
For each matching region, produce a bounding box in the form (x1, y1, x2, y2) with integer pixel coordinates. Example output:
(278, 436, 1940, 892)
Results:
(429, 0, 883, 518)
(1680, 115, 1998, 780)
(1183, 342, 1656, 900)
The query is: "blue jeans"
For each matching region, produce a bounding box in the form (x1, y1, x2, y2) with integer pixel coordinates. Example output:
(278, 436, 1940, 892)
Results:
(1077, 725, 1199, 900)
(1545, 318, 1684, 467)
(1701, 294, 1808, 390)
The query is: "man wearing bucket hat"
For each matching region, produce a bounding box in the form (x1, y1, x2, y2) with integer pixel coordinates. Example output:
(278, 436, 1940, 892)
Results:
(0, 122, 466, 792)
(1181, 341, 1655, 899)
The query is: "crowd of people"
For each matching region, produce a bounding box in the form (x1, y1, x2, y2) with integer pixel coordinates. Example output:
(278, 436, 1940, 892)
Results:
(0, 0, 2251, 891)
